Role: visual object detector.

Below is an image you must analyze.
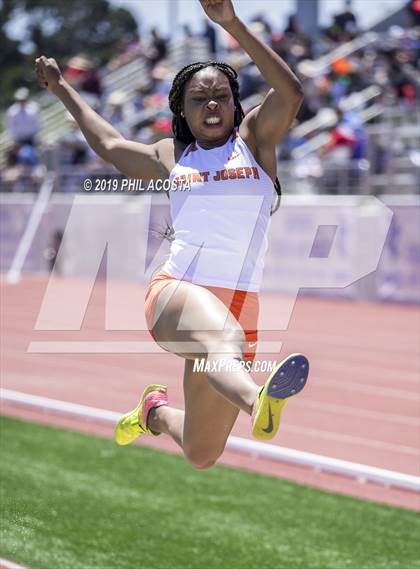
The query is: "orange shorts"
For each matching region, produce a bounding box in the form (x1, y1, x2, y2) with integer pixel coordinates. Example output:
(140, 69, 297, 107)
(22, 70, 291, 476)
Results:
(145, 270, 259, 362)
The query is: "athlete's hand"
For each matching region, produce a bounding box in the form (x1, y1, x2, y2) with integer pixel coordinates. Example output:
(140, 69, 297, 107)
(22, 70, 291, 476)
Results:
(35, 56, 63, 94)
(199, 0, 237, 29)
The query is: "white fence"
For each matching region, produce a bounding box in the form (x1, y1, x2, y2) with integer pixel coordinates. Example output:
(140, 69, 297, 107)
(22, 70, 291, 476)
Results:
(1, 193, 418, 304)
(2, 388, 419, 493)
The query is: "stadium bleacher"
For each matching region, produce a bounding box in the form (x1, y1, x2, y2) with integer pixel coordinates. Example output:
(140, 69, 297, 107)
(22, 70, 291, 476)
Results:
(0, 7, 419, 197)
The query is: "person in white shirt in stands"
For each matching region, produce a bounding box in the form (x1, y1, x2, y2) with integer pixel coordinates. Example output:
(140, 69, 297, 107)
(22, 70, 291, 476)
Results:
(5, 87, 41, 146)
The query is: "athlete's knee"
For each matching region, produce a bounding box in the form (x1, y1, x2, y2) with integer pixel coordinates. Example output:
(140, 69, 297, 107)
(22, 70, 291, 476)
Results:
(184, 446, 222, 470)
(190, 458, 217, 471)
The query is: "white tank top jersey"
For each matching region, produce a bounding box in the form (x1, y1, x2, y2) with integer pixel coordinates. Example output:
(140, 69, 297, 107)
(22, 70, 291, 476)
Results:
(160, 129, 274, 292)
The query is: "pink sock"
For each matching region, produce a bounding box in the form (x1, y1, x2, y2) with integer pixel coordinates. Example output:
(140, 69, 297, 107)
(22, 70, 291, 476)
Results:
(143, 390, 168, 429)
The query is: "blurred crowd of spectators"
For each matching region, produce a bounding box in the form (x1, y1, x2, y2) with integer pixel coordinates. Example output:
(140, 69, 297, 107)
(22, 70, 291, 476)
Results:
(1, 0, 419, 193)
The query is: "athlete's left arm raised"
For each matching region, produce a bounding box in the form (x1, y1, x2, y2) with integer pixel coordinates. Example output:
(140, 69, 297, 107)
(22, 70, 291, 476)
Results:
(200, 0, 304, 149)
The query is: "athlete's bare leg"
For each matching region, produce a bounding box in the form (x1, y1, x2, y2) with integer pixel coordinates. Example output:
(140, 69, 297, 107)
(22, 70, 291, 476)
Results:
(148, 406, 184, 449)
(148, 358, 240, 469)
(146, 280, 260, 468)
(151, 280, 260, 414)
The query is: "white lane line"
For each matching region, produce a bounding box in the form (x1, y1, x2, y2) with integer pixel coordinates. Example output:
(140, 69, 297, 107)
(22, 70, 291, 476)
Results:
(281, 331, 419, 355)
(1, 389, 419, 493)
(4, 370, 418, 430)
(313, 378, 420, 401)
(316, 363, 420, 385)
(296, 399, 420, 427)
(284, 425, 419, 455)
(6, 349, 420, 407)
(0, 559, 30, 569)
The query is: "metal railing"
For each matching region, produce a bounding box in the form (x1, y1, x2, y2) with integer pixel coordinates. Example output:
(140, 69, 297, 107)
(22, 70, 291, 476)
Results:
(278, 154, 419, 196)
(297, 32, 379, 79)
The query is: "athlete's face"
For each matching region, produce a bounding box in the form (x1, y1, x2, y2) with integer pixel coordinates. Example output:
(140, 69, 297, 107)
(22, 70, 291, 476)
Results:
(182, 68, 236, 149)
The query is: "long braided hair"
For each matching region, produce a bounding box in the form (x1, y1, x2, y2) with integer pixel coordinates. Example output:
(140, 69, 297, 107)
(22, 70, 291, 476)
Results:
(163, 61, 281, 222)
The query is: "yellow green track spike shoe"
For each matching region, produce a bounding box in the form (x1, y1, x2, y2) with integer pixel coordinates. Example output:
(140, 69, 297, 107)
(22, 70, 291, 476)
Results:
(252, 354, 309, 441)
(115, 384, 168, 446)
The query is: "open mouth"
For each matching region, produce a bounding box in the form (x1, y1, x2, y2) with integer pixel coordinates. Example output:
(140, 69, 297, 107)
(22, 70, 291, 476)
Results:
(204, 116, 222, 126)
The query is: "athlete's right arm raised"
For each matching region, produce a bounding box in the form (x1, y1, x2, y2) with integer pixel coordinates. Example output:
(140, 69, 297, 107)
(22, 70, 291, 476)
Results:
(35, 56, 168, 180)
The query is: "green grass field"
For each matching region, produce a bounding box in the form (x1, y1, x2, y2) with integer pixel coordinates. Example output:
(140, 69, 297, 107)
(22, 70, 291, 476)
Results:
(0, 416, 419, 569)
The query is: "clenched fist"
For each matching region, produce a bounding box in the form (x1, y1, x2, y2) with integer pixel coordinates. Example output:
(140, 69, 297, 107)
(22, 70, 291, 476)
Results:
(199, 0, 237, 29)
(35, 56, 63, 94)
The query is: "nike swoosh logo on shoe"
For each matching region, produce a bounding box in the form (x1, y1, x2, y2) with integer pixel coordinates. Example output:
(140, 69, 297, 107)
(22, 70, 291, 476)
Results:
(262, 402, 274, 433)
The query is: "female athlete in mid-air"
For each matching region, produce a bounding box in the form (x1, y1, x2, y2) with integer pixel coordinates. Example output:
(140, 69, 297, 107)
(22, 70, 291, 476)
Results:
(36, 0, 309, 470)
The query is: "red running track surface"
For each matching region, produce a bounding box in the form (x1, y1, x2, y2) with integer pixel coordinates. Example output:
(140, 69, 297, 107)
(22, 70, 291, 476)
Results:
(1, 276, 419, 511)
